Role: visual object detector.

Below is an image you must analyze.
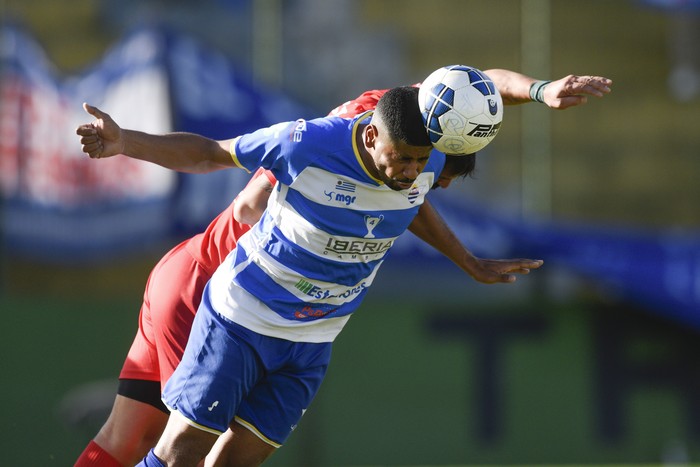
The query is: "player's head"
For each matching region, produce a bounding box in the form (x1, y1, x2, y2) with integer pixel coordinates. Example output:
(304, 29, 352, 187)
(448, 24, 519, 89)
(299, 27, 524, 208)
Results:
(364, 86, 433, 191)
(433, 153, 476, 189)
(374, 86, 432, 148)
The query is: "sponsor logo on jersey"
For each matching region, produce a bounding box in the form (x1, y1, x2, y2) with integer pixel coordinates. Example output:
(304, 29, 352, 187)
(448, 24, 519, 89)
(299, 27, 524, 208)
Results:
(294, 305, 338, 319)
(323, 237, 392, 259)
(294, 278, 368, 300)
(322, 179, 358, 206)
(324, 190, 357, 206)
(289, 119, 307, 142)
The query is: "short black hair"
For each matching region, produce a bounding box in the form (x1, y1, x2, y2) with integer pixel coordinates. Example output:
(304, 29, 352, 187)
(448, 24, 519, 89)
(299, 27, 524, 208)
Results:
(374, 86, 432, 147)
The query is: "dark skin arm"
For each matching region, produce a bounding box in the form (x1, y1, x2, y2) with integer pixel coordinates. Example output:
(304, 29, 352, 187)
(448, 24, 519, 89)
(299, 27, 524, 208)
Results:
(78, 98, 543, 285)
(229, 175, 542, 284)
(407, 200, 543, 283)
(77, 103, 237, 173)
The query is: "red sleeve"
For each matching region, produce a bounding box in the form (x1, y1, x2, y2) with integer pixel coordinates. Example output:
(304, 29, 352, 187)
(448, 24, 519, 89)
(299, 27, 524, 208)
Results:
(247, 167, 277, 187)
(327, 89, 388, 118)
(327, 84, 421, 118)
(262, 169, 277, 186)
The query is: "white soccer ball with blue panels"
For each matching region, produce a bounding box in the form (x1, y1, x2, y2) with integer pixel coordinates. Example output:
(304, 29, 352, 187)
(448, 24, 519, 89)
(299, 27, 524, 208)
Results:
(418, 65, 503, 155)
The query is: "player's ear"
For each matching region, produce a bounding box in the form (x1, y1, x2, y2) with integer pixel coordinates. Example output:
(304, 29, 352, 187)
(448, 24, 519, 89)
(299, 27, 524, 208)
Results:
(364, 123, 378, 148)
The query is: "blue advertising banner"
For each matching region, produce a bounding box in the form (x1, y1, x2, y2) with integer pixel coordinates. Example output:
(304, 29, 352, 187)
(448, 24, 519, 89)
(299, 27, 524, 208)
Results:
(1, 24, 698, 329)
(399, 190, 700, 330)
(0, 23, 312, 259)
(0, 24, 175, 261)
(162, 28, 313, 233)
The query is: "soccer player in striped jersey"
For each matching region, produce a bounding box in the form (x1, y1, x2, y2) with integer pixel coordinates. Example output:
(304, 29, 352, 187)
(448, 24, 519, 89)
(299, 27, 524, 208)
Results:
(75, 71, 611, 466)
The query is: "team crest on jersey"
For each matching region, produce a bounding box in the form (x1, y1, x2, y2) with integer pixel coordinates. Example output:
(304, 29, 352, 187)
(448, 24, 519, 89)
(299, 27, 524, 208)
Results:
(407, 186, 421, 204)
(406, 179, 430, 204)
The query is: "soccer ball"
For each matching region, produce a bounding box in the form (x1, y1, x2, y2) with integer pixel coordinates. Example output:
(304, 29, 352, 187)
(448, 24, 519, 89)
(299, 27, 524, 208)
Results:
(418, 65, 503, 155)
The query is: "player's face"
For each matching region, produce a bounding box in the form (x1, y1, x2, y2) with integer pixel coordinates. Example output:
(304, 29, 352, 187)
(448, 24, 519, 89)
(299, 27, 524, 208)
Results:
(364, 124, 432, 191)
(433, 171, 456, 189)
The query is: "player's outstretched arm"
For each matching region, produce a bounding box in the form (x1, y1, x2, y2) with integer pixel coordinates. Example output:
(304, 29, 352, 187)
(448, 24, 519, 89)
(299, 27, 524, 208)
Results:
(408, 200, 543, 284)
(76, 103, 238, 173)
(484, 69, 612, 109)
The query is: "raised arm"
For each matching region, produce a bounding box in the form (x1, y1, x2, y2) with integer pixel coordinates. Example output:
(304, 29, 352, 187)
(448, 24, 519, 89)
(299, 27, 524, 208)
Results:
(484, 69, 613, 109)
(76, 103, 238, 173)
(407, 200, 543, 284)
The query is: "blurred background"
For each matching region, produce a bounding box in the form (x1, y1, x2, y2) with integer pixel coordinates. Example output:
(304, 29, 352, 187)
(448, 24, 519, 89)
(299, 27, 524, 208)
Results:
(2, 0, 700, 465)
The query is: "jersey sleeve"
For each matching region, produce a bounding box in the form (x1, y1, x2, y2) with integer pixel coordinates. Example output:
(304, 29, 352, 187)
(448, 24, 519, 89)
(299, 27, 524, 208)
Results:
(327, 89, 388, 118)
(243, 167, 277, 188)
(262, 169, 277, 186)
(232, 118, 337, 186)
(327, 84, 420, 118)
(231, 121, 298, 184)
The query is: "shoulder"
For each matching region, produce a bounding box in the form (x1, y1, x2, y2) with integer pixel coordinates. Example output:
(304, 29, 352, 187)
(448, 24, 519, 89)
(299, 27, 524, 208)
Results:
(426, 150, 446, 174)
(293, 115, 359, 147)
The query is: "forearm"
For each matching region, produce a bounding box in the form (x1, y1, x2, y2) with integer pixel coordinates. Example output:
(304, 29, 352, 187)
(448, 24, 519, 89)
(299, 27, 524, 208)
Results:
(121, 130, 237, 173)
(484, 68, 537, 105)
(233, 172, 274, 225)
(408, 201, 479, 276)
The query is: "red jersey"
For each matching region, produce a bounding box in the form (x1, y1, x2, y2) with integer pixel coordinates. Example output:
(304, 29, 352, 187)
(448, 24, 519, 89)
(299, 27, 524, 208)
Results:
(184, 168, 277, 276)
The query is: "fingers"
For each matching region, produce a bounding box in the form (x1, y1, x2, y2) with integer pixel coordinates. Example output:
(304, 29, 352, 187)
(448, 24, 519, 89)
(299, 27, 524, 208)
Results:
(499, 260, 543, 277)
(506, 259, 543, 271)
(499, 274, 517, 283)
(565, 75, 612, 97)
(83, 102, 101, 118)
(495, 261, 541, 283)
(75, 123, 96, 137)
(80, 138, 104, 159)
(75, 123, 104, 158)
(588, 77, 613, 95)
(474, 259, 543, 284)
(557, 95, 588, 110)
(546, 75, 611, 109)
(78, 103, 114, 158)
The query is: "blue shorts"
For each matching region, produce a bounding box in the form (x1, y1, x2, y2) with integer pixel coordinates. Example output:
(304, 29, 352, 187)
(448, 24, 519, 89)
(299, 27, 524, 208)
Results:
(161, 285, 332, 447)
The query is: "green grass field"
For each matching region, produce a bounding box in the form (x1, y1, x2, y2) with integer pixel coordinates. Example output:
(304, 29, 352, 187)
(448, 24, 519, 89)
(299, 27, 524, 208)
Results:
(4, 277, 699, 466)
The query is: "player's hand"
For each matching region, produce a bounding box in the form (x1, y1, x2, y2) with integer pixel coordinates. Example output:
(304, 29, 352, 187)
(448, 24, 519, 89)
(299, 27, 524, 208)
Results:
(76, 103, 124, 159)
(468, 258, 544, 284)
(543, 75, 612, 110)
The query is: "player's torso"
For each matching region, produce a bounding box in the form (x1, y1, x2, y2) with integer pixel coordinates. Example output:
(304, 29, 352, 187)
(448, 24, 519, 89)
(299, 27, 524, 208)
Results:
(213, 114, 442, 341)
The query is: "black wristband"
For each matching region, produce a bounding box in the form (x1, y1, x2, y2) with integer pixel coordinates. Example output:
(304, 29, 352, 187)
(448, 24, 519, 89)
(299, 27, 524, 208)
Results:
(529, 80, 551, 103)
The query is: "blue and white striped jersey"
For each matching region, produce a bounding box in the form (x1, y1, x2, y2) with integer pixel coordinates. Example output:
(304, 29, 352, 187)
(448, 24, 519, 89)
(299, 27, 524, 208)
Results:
(207, 112, 446, 342)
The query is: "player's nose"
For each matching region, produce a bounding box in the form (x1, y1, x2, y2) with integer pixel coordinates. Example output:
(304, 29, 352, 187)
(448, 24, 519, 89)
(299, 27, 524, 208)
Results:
(404, 162, 420, 179)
